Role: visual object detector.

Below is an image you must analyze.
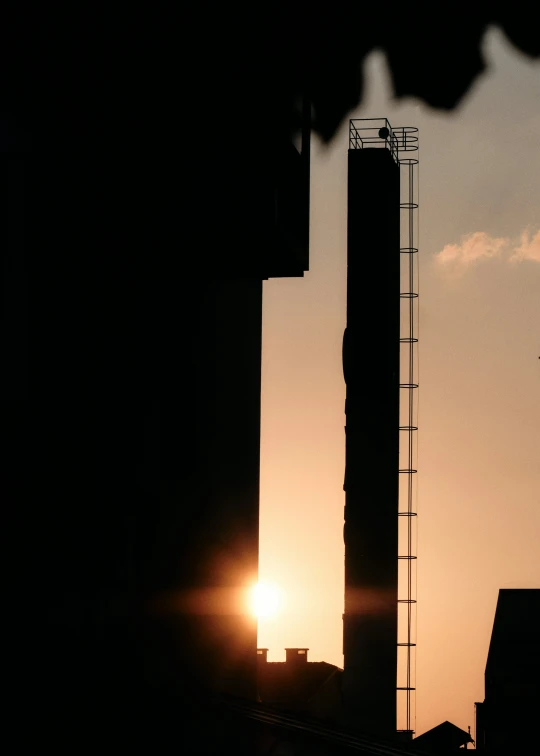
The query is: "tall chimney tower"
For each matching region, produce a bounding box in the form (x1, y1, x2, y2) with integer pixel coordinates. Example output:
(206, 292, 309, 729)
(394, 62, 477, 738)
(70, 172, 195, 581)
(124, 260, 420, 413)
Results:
(342, 118, 418, 736)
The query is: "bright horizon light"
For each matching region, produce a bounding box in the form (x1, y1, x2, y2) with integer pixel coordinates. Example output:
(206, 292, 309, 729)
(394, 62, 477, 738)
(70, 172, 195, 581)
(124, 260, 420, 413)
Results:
(250, 581, 283, 618)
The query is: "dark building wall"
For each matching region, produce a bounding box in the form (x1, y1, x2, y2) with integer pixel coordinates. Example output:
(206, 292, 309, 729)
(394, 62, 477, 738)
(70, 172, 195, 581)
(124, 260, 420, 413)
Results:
(475, 589, 540, 754)
(342, 148, 400, 736)
(3, 26, 311, 747)
(3, 150, 265, 747)
(184, 277, 263, 697)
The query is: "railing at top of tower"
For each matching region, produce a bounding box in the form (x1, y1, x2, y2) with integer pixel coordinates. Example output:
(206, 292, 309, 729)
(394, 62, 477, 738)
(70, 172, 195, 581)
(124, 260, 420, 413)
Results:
(349, 119, 418, 163)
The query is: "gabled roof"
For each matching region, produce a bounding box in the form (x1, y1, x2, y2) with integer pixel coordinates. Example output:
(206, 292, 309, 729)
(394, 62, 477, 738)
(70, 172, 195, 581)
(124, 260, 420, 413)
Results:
(413, 721, 473, 752)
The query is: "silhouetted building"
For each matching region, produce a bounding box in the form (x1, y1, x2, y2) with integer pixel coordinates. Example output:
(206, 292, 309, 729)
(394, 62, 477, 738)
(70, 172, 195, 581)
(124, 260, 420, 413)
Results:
(254, 649, 438, 754)
(475, 589, 540, 754)
(413, 721, 473, 754)
(258, 648, 344, 723)
(213, 693, 432, 756)
(3, 87, 310, 752)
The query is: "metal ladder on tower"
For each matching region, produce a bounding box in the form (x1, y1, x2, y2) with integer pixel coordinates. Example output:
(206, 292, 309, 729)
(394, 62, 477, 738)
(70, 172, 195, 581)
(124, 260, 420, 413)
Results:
(395, 126, 419, 737)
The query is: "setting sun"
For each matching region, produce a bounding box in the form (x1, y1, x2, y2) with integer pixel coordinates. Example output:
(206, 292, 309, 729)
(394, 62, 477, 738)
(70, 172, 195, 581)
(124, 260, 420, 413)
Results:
(250, 581, 283, 618)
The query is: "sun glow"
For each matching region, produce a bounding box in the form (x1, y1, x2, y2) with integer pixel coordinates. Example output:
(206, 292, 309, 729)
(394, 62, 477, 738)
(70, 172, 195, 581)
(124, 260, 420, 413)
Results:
(250, 581, 283, 618)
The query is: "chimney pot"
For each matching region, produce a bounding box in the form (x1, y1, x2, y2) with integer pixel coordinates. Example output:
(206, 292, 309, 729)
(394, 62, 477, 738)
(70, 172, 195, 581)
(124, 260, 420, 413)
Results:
(285, 648, 309, 664)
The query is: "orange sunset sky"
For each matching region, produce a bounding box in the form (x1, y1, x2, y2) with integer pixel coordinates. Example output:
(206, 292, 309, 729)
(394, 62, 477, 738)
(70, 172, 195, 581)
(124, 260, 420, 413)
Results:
(258, 26, 540, 739)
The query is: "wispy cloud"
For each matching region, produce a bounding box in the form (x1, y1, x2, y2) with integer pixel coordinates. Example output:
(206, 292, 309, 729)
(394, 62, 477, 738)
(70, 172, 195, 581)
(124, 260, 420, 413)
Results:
(437, 232, 507, 270)
(509, 228, 540, 264)
(435, 228, 540, 274)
